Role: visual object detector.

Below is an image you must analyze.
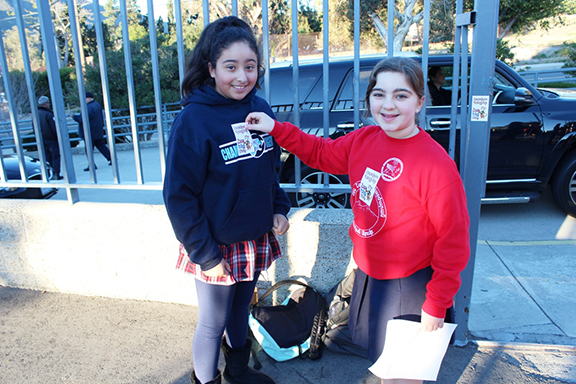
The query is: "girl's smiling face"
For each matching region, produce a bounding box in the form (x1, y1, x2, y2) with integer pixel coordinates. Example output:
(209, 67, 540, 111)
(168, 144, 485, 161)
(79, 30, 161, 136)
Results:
(209, 41, 258, 100)
(369, 71, 425, 139)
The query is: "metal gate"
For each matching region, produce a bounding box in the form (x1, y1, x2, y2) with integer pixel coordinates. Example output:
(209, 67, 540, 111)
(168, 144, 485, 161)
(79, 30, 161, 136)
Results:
(0, 0, 501, 345)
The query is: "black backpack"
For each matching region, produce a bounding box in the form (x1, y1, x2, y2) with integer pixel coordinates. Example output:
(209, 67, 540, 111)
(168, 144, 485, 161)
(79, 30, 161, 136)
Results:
(249, 279, 327, 361)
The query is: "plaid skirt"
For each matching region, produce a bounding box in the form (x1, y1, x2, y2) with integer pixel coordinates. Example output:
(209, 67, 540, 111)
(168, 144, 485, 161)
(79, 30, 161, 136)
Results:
(176, 231, 282, 286)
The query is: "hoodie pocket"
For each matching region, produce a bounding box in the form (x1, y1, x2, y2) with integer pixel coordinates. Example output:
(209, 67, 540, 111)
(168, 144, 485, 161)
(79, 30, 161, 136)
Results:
(216, 183, 274, 244)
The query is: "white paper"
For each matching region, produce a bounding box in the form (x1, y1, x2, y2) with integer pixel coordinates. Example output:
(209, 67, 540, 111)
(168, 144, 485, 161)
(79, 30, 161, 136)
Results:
(369, 319, 457, 381)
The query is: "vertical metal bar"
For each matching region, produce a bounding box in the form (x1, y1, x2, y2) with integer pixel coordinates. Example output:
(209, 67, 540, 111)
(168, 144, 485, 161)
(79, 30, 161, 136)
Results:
(387, 0, 394, 56)
(119, 0, 144, 184)
(69, 0, 97, 183)
(459, 26, 470, 175)
(13, 0, 49, 181)
(203, 0, 210, 26)
(175, 0, 185, 93)
(419, 0, 431, 125)
(93, 0, 120, 183)
(0, 31, 26, 181)
(322, 0, 330, 138)
(454, 0, 500, 346)
(291, 0, 301, 186)
(262, 0, 271, 104)
(353, 0, 360, 130)
(37, 0, 78, 203)
(231, 0, 238, 16)
(449, 0, 464, 161)
(146, 0, 167, 175)
(322, 0, 331, 188)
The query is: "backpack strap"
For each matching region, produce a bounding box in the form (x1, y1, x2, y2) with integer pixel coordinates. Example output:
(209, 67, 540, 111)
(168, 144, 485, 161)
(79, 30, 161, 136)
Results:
(255, 279, 312, 305)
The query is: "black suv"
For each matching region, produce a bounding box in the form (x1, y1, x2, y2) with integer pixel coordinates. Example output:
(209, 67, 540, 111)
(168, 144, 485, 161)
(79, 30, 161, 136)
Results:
(258, 54, 576, 217)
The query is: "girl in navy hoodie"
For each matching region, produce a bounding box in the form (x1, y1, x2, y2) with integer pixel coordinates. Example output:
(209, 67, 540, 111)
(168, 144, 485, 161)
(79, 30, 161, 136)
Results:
(163, 16, 290, 384)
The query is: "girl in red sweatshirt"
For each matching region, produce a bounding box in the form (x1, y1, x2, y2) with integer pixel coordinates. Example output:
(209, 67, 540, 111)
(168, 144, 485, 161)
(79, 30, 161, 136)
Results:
(246, 57, 470, 384)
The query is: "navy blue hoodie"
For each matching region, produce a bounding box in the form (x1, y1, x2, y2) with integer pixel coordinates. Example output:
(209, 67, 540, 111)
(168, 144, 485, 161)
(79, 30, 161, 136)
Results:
(163, 85, 290, 271)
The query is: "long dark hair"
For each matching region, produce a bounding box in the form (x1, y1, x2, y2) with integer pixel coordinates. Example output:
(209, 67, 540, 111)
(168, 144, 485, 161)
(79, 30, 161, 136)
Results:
(181, 16, 262, 98)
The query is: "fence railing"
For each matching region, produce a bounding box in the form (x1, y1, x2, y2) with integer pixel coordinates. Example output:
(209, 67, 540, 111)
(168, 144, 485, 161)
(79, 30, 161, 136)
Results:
(518, 67, 576, 88)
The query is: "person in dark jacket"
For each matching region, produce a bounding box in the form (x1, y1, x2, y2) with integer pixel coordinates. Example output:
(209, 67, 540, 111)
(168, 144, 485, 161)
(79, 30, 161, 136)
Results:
(163, 16, 290, 384)
(72, 92, 112, 171)
(427, 66, 452, 106)
(37, 96, 62, 180)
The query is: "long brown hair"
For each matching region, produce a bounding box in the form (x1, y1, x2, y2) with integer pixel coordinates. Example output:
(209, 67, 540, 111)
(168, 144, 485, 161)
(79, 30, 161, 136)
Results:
(365, 57, 425, 112)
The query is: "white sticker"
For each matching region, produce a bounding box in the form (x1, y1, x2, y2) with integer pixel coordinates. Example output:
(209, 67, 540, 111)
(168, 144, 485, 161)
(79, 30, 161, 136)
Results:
(359, 167, 381, 206)
(231, 122, 255, 157)
(471, 96, 489, 122)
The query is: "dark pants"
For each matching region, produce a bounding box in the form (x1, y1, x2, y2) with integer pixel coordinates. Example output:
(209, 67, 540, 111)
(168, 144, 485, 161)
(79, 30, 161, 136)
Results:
(85, 138, 111, 162)
(193, 273, 260, 383)
(349, 267, 433, 363)
(43, 140, 61, 176)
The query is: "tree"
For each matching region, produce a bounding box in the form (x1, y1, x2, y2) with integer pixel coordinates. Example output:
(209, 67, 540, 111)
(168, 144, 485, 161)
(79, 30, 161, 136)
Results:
(337, 0, 424, 52)
(269, 0, 291, 34)
(300, 3, 322, 33)
(495, 0, 569, 39)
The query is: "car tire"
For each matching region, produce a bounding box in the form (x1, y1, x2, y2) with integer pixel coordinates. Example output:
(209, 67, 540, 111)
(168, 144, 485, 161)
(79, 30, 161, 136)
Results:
(288, 166, 351, 209)
(551, 153, 576, 218)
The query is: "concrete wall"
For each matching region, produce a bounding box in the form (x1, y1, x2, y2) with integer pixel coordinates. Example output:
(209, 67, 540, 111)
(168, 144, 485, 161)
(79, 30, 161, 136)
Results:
(0, 199, 356, 305)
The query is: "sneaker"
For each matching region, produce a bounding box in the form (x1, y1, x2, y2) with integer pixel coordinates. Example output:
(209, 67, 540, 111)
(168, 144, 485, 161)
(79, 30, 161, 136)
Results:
(108, 160, 112, 166)
(84, 165, 97, 171)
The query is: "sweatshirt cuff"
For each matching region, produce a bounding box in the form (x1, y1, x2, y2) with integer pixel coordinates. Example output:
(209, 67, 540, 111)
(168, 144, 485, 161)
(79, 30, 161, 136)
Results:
(422, 299, 447, 319)
(199, 255, 222, 272)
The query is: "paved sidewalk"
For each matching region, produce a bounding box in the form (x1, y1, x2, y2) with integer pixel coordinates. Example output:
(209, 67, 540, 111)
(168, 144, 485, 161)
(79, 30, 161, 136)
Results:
(1, 284, 574, 384)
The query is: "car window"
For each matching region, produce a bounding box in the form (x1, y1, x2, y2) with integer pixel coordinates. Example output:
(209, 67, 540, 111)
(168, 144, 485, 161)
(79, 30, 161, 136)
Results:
(266, 70, 322, 111)
(333, 68, 372, 111)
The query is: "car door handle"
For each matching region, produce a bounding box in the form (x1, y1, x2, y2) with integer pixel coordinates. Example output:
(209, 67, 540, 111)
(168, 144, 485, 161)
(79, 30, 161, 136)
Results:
(429, 119, 451, 127)
(337, 122, 355, 129)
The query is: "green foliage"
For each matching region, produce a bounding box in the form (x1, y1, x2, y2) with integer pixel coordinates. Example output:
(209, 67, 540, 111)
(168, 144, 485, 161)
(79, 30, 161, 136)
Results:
(560, 41, 576, 70)
(34, 67, 76, 103)
(430, 0, 456, 43)
(300, 3, 322, 33)
(270, 0, 291, 34)
(496, 39, 515, 66)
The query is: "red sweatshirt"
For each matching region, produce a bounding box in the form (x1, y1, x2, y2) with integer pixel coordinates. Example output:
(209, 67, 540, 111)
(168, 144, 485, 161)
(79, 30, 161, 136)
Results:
(271, 121, 470, 318)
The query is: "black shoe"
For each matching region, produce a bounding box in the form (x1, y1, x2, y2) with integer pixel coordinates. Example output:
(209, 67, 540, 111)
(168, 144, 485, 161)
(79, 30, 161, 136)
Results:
(108, 160, 112, 166)
(222, 338, 275, 384)
(191, 370, 221, 384)
(84, 165, 97, 171)
(56, 175, 64, 180)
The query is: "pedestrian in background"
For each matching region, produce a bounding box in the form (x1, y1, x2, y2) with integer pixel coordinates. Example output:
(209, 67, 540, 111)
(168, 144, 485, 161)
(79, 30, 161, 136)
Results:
(37, 96, 63, 180)
(72, 92, 112, 171)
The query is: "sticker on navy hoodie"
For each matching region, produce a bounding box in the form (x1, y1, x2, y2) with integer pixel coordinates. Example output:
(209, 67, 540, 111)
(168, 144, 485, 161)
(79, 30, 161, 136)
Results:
(359, 167, 380, 206)
(231, 122, 256, 157)
(220, 123, 275, 165)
